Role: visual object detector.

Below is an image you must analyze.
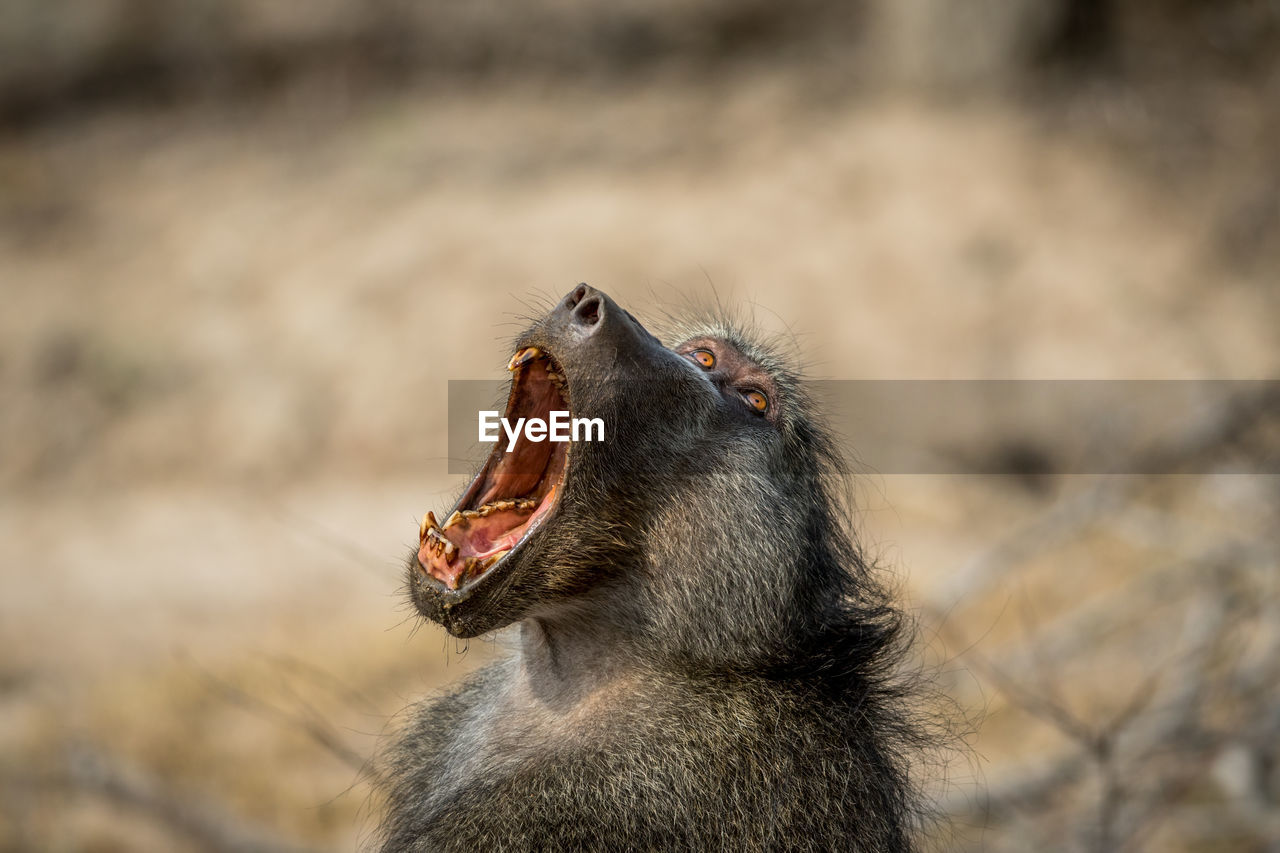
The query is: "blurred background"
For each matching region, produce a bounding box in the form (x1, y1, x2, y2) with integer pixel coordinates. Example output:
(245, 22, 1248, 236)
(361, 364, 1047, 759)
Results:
(1, 1, 1278, 850)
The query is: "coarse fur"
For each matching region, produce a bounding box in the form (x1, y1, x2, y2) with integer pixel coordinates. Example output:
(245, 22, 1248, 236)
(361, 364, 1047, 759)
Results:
(378, 287, 932, 852)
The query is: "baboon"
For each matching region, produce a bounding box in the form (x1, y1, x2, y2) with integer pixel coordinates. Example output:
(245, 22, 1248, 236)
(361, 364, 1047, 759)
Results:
(379, 285, 927, 851)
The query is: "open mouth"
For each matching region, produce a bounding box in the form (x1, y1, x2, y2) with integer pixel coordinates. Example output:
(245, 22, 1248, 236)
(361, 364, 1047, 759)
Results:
(417, 347, 569, 591)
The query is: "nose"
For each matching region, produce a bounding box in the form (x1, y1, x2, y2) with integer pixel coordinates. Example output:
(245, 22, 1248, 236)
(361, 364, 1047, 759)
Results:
(548, 283, 664, 356)
(563, 283, 604, 330)
(554, 283, 630, 340)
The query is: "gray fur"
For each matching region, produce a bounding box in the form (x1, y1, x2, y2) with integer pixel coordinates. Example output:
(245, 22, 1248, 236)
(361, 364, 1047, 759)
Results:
(379, 288, 928, 852)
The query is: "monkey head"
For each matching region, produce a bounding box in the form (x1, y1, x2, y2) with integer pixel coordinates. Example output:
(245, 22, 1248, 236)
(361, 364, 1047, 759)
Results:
(408, 284, 840, 658)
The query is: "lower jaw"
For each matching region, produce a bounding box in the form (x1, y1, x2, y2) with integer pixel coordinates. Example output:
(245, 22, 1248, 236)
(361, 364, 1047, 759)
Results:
(417, 484, 558, 590)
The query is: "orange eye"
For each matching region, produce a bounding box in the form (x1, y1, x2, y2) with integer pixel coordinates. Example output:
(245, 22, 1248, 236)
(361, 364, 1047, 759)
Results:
(743, 390, 769, 413)
(691, 349, 715, 369)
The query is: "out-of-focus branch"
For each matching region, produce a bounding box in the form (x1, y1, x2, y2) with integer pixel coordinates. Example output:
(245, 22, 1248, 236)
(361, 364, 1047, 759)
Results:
(937, 383, 1279, 607)
(190, 658, 375, 780)
(933, 442, 1280, 852)
(63, 745, 322, 853)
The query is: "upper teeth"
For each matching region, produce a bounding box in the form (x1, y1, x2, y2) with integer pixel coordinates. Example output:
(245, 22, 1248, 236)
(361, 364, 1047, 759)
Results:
(506, 347, 568, 398)
(419, 511, 439, 542)
(508, 347, 541, 371)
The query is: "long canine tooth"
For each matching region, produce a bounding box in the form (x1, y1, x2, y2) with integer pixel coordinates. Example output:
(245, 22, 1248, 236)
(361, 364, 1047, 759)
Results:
(443, 510, 467, 530)
(507, 346, 542, 371)
(419, 511, 440, 542)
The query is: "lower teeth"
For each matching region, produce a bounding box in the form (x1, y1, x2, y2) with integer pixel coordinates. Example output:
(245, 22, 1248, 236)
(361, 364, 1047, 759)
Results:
(460, 549, 511, 585)
(453, 499, 539, 522)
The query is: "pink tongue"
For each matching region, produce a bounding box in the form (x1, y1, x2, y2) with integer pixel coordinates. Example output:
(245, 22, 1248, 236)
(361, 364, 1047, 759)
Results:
(462, 515, 529, 559)
(446, 487, 557, 560)
(418, 541, 463, 588)
(420, 486, 559, 589)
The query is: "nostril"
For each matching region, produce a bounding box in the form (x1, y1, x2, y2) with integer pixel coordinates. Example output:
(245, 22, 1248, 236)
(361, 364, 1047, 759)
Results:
(565, 284, 589, 310)
(574, 295, 601, 326)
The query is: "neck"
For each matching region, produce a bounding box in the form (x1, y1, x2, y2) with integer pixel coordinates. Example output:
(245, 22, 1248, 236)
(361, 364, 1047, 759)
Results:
(517, 601, 642, 713)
